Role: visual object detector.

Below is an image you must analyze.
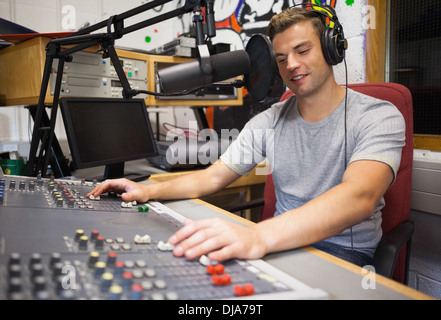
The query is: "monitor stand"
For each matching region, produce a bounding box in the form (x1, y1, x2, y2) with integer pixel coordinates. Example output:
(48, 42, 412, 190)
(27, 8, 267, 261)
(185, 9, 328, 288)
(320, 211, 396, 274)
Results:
(101, 162, 151, 182)
(70, 161, 153, 183)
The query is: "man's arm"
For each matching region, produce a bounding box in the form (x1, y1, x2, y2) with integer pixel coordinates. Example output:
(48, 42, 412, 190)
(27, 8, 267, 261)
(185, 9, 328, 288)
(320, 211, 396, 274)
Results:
(169, 160, 394, 262)
(252, 159, 394, 255)
(87, 159, 242, 203)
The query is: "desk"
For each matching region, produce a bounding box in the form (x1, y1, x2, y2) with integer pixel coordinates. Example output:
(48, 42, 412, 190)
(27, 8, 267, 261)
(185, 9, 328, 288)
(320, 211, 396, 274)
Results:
(161, 197, 432, 300)
(149, 163, 268, 220)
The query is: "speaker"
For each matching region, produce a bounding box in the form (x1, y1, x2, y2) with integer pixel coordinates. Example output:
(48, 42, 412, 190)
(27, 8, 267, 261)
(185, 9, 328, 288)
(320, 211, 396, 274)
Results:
(308, 4, 348, 66)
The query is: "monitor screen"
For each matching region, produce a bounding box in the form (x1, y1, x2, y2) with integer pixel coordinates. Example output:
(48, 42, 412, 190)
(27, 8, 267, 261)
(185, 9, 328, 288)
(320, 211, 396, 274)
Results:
(60, 98, 157, 181)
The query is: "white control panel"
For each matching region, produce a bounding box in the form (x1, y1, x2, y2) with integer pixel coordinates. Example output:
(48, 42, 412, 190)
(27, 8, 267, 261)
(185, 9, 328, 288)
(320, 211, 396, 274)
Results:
(49, 51, 147, 99)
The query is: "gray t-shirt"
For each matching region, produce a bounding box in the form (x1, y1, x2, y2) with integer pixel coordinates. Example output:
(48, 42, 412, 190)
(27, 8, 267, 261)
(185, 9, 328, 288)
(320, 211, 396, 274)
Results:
(220, 89, 406, 256)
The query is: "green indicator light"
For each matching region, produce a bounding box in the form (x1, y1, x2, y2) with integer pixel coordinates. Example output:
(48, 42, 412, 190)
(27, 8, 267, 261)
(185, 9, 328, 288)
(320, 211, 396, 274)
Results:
(145, 36, 151, 43)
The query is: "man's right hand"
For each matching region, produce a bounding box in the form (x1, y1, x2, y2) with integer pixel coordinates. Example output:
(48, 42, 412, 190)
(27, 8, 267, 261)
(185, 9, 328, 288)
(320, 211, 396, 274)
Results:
(87, 178, 150, 203)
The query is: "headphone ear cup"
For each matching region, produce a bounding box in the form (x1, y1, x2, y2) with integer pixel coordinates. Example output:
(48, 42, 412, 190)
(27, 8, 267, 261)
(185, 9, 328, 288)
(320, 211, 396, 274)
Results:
(321, 27, 344, 66)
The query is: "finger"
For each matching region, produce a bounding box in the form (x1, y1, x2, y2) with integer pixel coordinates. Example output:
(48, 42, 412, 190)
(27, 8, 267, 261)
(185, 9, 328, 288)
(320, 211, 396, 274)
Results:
(87, 179, 121, 197)
(168, 219, 212, 246)
(169, 220, 223, 258)
(207, 244, 237, 262)
(182, 235, 225, 260)
(174, 220, 237, 260)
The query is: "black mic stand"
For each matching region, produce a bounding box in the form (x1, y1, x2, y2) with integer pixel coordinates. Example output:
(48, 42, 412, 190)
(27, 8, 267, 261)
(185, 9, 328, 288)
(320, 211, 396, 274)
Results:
(26, 0, 216, 178)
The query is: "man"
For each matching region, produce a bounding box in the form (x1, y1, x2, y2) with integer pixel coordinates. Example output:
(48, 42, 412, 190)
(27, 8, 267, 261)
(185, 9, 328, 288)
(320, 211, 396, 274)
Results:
(88, 7, 405, 267)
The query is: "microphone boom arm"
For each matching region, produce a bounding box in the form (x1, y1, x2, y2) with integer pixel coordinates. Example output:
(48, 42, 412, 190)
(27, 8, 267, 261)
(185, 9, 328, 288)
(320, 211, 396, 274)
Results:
(26, 0, 216, 177)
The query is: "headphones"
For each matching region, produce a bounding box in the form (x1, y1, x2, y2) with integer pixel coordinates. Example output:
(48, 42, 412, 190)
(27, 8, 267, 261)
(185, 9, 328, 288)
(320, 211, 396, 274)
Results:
(305, 3, 348, 66)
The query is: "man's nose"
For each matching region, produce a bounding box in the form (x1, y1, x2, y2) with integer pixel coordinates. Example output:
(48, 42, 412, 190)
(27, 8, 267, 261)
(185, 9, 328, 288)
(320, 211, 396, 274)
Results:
(286, 54, 300, 71)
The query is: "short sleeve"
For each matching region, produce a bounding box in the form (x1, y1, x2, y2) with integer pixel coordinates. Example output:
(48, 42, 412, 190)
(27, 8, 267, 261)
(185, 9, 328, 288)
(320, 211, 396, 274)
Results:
(220, 109, 275, 176)
(349, 100, 406, 184)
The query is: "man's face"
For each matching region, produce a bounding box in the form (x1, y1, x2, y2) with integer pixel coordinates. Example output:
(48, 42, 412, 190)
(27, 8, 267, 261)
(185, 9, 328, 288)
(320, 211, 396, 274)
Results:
(273, 20, 333, 98)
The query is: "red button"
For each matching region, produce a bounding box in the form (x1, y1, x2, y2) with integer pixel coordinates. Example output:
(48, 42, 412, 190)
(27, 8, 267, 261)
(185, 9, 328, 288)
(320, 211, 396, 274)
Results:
(234, 283, 254, 296)
(212, 273, 231, 286)
(206, 263, 224, 275)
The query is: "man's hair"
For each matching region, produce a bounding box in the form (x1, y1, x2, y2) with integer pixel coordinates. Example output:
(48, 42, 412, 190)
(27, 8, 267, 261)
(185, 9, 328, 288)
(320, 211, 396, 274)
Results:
(267, 7, 326, 42)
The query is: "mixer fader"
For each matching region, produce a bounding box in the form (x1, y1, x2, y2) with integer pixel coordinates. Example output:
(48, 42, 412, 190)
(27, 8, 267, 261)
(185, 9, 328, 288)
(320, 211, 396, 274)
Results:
(0, 175, 328, 300)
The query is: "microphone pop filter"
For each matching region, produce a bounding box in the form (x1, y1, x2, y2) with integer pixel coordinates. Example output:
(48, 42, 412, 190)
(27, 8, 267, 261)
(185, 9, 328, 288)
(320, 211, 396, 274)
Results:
(244, 34, 278, 101)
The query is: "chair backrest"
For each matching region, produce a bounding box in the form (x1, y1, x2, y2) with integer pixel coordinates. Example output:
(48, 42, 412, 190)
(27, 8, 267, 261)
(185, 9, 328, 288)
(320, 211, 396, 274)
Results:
(261, 83, 414, 282)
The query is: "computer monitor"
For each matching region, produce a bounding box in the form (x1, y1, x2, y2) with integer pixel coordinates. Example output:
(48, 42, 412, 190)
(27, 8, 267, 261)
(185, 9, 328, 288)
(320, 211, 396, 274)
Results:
(60, 98, 158, 181)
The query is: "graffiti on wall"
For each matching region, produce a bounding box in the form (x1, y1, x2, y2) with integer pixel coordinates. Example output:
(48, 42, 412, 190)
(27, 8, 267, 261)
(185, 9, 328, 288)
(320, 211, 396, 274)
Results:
(212, 0, 338, 50)
(141, 0, 341, 51)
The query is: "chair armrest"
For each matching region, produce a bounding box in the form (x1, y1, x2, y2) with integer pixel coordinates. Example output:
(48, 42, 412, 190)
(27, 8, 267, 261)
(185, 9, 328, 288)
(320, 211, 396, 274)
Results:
(372, 220, 414, 279)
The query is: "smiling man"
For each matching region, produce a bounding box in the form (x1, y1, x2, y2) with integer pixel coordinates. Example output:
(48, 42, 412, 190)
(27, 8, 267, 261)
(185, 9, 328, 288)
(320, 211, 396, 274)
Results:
(88, 6, 405, 267)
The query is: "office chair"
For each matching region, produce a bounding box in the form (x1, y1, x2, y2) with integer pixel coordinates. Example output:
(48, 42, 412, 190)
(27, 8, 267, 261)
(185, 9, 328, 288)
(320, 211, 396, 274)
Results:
(224, 83, 414, 284)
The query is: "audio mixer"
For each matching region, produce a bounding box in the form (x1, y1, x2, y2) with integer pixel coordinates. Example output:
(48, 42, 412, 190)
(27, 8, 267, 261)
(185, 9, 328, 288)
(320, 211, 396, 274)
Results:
(0, 173, 328, 300)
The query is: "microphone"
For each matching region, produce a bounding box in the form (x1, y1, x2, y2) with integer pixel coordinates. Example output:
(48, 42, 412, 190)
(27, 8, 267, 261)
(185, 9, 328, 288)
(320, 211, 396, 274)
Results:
(157, 34, 278, 101)
(157, 47, 251, 95)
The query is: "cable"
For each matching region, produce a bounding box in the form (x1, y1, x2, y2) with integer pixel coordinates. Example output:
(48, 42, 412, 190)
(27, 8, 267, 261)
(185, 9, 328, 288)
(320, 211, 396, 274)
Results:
(342, 53, 355, 265)
(162, 122, 199, 138)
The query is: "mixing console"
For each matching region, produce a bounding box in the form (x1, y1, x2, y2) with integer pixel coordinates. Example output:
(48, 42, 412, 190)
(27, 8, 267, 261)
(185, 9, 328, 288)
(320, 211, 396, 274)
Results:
(0, 174, 328, 300)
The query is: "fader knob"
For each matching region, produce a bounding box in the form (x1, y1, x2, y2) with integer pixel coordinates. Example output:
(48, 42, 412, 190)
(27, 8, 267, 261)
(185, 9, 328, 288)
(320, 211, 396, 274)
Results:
(29, 253, 42, 266)
(8, 253, 21, 266)
(88, 251, 100, 267)
(106, 252, 117, 267)
(32, 276, 47, 294)
(113, 261, 124, 279)
(30, 263, 44, 279)
(67, 198, 75, 208)
(74, 229, 84, 242)
(129, 284, 143, 300)
(100, 273, 114, 292)
(79, 236, 88, 250)
(108, 285, 123, 300)
(56, 197, 64, 207)
(8, 278, 23, 296)
(52, 262, 63, 280)
(121, 272, 133, 291)
(95, 236, 104, 250)
(49, 253, 61, 269)
(94, 262, 106, 279)
(8, 264, 22, 278)
(90, 230, 99, 242)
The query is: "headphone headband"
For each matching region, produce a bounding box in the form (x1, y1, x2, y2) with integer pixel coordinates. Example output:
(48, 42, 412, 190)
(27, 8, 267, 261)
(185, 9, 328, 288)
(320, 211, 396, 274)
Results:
(306, 4, 340, 31)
